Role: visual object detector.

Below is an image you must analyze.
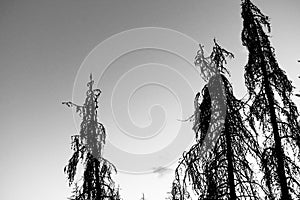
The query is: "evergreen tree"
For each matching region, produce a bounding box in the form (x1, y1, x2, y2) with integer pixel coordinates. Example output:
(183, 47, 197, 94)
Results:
(63, 74, 121, 200)
(171, 40, 262, 200)
(241, 0, 300, 199)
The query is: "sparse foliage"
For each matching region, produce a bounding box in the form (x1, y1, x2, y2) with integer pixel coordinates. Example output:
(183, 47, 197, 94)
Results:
(170, 40, 263, 200)
(241, 0, 300, 199)
(63, 74, 121, 200)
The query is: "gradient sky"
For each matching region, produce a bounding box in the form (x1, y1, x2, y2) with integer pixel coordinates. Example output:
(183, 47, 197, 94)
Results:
(1, 0, 300, 200)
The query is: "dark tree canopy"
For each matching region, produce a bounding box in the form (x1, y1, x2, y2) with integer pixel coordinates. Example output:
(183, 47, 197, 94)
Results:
(63, 74, 121, 200)
(170, 40, 262, 200)
(241, 0, 300, 199)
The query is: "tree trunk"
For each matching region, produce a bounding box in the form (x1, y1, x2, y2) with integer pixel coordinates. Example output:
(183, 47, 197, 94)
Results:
(261, 61, 290, 199)
(225, 124, 237, 200)
(245, 5, 290, 198)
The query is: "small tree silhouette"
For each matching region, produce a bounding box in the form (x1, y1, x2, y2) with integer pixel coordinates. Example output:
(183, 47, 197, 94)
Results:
(241, 0, 300, 199)
(140, 193, 145, 200)
(63, 74, 121, 200)
(170, 40, 262, 200)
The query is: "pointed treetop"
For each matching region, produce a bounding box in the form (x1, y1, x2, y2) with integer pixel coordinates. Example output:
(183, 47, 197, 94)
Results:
(88, 73, 94, 90)
(194, 39, 233, 82)
(241, 0, 271, 33)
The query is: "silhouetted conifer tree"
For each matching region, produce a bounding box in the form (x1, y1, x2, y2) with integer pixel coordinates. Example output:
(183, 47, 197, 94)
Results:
(170, 40, 262, 200)
(241, 0, 300, 199)
(63, 74, 121, 200)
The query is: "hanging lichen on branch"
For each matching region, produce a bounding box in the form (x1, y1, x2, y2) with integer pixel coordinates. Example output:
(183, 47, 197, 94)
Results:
(170, 40, 262, 200)
(63, 74, 121, 200)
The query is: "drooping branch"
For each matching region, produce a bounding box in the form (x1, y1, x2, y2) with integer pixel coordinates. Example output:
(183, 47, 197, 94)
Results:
(241, 0, 300, 199)
(63, 74, 121, 200)
(170, 40, 262, 200)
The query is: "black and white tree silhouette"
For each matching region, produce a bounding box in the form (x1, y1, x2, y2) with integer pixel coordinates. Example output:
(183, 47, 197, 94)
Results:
(241, 0, 300, 199)
(170, 40, 262, 200)
(63, 74, 121, 200)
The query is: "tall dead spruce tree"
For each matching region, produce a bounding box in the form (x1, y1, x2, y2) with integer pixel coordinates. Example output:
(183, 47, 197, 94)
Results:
(241, 0, 300, 199)
(170, 40, 262, 200)
(63, 74, 121, 200)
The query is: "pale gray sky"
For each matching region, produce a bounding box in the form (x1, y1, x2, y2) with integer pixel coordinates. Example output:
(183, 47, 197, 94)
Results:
(0, 0, 299, 200)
